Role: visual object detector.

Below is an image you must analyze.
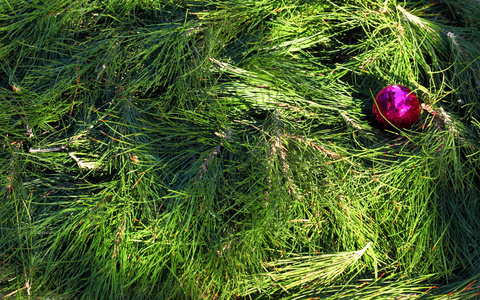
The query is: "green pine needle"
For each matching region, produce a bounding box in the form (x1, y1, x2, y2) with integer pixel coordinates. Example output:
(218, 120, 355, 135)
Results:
(1, 0, 480, 299)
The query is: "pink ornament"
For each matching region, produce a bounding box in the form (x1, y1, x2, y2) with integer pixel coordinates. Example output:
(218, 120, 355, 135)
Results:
(372, 84, 420, 129)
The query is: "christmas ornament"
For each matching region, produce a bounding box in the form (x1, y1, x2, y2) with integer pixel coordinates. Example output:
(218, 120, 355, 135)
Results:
(372, 84, 420, 129)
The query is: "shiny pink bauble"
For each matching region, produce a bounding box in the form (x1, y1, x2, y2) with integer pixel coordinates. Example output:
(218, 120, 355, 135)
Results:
(372, 84, 420, 129)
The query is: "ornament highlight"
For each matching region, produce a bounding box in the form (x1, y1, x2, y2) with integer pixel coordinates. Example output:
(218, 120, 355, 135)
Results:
(372, 84, 420, 129)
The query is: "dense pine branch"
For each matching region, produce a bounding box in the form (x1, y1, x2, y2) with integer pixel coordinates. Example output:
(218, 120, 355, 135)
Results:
(1, 0, 480, 299)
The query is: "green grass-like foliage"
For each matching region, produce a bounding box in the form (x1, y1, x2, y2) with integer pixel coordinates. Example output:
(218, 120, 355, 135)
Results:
(1, 0, 480, 298)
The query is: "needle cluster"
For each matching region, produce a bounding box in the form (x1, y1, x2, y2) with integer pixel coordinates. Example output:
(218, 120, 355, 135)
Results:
(1, 0, 480, 299)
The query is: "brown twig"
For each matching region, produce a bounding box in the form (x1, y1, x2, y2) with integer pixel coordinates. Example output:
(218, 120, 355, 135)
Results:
(341, 113, 371, 135)
(199, 129, 233, 179)
(285, 134, 357, 166)
(421, 103, 477, 150)
(1, 286, 27, 299)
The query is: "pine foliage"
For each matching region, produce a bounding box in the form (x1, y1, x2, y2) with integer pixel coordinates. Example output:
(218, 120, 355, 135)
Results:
(1, 0, 480, 299)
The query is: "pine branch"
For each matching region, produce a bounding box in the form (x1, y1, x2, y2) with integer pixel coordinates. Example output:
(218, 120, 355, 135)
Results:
(1, 0, 480, 299)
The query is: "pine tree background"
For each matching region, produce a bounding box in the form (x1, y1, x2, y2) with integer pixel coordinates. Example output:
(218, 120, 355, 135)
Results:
(1, 0, 480, 298)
